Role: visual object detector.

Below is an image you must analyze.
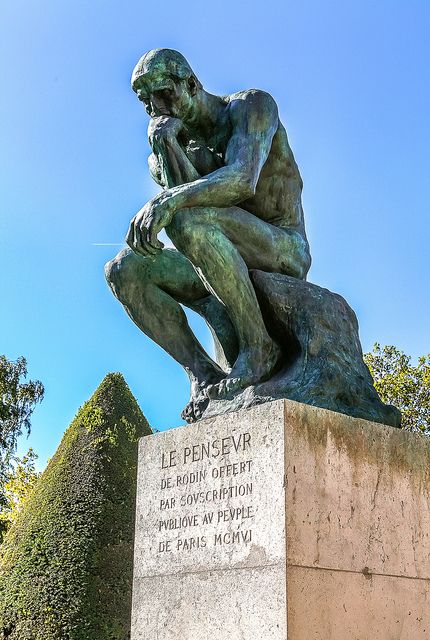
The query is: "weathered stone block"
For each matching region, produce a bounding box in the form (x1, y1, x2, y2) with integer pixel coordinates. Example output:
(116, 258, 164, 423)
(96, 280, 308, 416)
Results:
(131, 400, 430, 639)
(131, 402, 286, 639)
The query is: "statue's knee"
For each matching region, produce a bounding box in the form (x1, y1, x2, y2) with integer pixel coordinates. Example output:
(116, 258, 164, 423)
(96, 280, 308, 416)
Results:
(105, 257, 119, 289)
(104, 248, 137, 298)
(290, 237, 312, 280)
(303, 248, 312, 278)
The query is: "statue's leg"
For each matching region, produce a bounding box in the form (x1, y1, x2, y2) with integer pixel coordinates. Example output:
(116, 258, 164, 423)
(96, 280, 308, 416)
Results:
(166, 206, 309, 396)
(105, 247, 226, 389)
(146, 123, 240, 368)
(189, 295, 239, 371)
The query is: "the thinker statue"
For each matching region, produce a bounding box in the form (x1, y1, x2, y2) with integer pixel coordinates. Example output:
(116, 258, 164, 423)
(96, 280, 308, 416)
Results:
(106, 48, 400, 428)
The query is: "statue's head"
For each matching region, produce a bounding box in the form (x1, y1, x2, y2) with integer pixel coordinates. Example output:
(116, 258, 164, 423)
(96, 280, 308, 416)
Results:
(131, 49, 202, 120)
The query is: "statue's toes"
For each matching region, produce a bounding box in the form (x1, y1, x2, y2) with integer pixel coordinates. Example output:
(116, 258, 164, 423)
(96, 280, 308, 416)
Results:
(217, 380, 229, 398)
(182, 394, 210, 422)
(205, 378, 239, 400)
(205, 383, 219, 399)
(206, 382, 228, 399)
(193, 403, 203, 420)
(222, 377, 241, 397)
(181, 402, 196, 423)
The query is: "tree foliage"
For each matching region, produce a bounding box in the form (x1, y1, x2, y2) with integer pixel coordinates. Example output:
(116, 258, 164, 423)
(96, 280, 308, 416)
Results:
(0, 356, 44, 541)
(0, 356, 44, 471)
(0, 449, 40, 539)
(364, 344, 430, 433)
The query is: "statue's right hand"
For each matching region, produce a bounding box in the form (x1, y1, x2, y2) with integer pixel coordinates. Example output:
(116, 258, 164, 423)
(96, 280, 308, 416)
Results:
(148, 116, 183, 146)
(126, 193, 175, 257)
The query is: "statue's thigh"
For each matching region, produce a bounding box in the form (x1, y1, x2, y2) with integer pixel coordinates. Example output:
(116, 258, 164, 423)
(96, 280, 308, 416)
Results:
(142, 248, 208, 304)
(198, 206, 309, 278)
(235, 222, 309, 278)
(107, 247, 207, 305)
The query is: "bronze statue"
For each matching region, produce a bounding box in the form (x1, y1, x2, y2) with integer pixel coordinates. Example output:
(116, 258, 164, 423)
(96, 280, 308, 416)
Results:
(106, 48, 310, 417)
(106, 48, 400, 428)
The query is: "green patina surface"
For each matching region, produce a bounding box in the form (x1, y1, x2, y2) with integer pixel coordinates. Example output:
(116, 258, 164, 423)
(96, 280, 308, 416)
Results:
(0, 373, 151, 640)
(105, 48, 399, 428)
(105, 48, 311, 423)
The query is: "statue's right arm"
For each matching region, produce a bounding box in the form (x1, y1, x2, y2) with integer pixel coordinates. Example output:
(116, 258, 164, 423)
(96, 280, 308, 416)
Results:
(148, 117, 200, 188)
(157, 91, 279, 213)
(148, 153, 165, 188)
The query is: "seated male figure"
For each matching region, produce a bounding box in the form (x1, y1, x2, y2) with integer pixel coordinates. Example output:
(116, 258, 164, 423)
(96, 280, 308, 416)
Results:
(105, 48, 311, 420)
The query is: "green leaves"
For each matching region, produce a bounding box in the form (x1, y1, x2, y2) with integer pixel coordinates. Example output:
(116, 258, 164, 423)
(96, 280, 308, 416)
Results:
(0, 449, 40, 537)
(0, 356, 44, 455)
(0, 356, 44, 542)
(364, 344, 430, 433)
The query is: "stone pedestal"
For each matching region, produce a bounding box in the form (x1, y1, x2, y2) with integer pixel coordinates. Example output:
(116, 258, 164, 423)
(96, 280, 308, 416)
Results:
(131, 400, 430, 639)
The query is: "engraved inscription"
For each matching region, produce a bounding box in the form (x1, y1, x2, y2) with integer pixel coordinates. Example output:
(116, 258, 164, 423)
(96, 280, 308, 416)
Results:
(154, 431, 255, 554)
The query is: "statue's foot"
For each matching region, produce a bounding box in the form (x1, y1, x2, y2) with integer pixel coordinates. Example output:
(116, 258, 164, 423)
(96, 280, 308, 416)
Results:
(181, 367, 225, 423)
(206, 339, 282, 400)
(181, 394, 209, 422)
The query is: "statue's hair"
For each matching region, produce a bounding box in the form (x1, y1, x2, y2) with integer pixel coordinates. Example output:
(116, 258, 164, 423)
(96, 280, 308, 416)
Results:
(131, 49, 202, 89)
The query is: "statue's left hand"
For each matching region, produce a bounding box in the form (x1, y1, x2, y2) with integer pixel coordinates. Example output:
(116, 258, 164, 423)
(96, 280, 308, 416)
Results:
(126, 194, 175, 256)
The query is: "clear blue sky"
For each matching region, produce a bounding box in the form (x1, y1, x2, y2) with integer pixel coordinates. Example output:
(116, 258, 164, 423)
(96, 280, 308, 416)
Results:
(1, 1, 429, 469)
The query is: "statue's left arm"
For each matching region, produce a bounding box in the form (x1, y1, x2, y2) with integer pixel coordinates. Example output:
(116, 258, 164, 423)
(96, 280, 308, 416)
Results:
(127, 91, 279, 255)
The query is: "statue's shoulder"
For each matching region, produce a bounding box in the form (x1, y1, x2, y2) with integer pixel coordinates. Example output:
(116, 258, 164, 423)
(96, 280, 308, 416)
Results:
(225, 88, 277, 107)
(225, 89, 278, 124)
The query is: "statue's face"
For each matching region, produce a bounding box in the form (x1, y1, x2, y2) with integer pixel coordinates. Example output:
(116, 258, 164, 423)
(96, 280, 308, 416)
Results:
(133, 73, 196, 120)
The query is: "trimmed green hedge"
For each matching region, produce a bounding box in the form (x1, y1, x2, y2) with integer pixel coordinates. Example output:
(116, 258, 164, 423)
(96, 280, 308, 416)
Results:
(0, 373, 152, 639)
